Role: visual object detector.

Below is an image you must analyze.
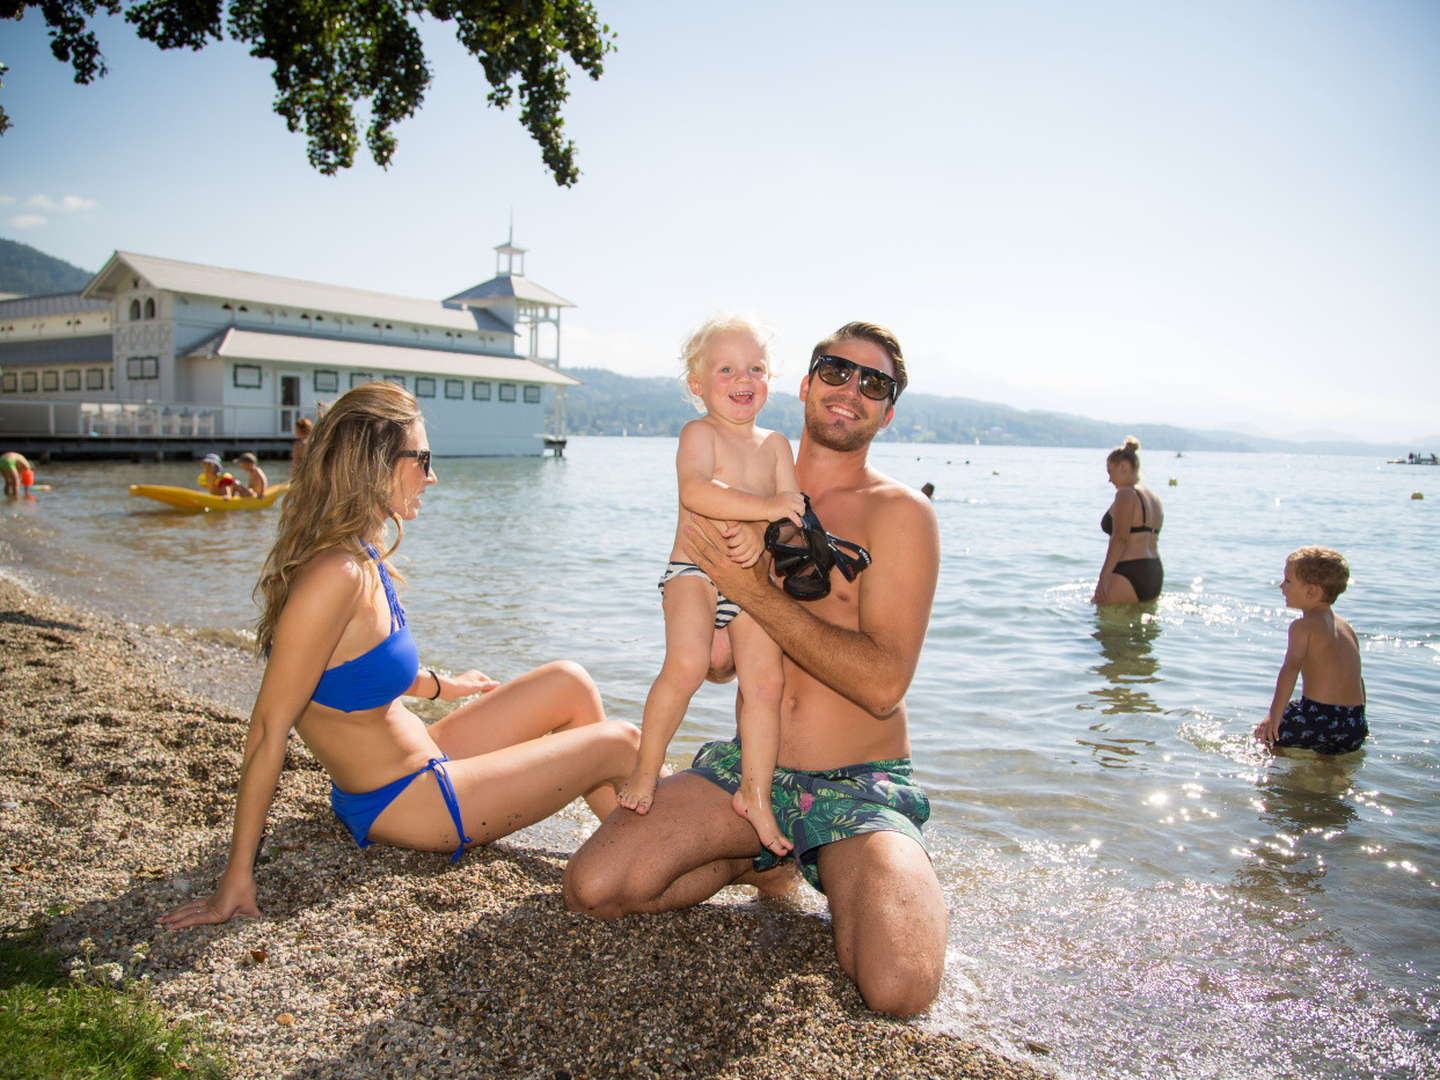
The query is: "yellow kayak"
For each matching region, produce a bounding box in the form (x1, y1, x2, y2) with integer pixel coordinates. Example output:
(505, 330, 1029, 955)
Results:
(129, 481, 290, 511)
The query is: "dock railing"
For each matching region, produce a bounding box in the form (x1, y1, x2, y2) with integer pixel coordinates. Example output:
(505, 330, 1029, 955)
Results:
(0, 400, 302, 439)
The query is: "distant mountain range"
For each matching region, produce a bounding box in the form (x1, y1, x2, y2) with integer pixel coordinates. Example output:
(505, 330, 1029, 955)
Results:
(562, 367, 1416, 456)
(0, 240, 1418, 454)
(0, 238, 93, 295)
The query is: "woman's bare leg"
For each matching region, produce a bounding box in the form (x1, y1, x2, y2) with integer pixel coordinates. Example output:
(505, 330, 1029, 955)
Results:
(726, 614, 790, 856)
(427, 659, 625, 819)
(1097, 572, 1139, 605)
(619, 577, 715, 814)
(369, 717, 640, 851)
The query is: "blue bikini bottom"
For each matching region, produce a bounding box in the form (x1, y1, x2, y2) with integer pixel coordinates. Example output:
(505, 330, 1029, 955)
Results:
(330, 755, 474, 863)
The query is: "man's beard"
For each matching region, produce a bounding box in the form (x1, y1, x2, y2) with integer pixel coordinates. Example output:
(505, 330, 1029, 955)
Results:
(805, 408, 878, 452)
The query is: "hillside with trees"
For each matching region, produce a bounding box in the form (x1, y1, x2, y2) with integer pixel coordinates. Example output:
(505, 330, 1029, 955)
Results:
(560, 367, 1401, 455)
(0, 238, 93, 295)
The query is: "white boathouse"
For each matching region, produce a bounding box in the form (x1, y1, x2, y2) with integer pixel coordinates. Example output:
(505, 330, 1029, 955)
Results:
(0, 237, 579, 457)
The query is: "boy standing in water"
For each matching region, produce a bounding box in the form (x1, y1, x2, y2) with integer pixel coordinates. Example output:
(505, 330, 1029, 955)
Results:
(1, 451, 35, 498)
(1254, 546, 1368, 754)
(618, 316, 804, 856)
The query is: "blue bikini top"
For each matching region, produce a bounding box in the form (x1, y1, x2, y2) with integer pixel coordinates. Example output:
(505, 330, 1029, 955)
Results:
(311, 543, 419, 712)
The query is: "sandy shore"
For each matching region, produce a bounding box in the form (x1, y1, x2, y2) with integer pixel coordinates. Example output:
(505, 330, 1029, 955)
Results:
(0, 576, 1050, 1080)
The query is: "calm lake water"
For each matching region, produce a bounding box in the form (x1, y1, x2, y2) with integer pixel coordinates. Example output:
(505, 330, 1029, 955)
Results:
(3, 438, 1437, 1079)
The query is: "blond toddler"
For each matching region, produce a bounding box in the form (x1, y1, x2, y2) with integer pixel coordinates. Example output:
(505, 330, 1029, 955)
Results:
(617, 316, 804, 856)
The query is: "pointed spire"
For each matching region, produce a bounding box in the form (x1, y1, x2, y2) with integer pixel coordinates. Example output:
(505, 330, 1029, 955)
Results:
(494, 219, 527, 276)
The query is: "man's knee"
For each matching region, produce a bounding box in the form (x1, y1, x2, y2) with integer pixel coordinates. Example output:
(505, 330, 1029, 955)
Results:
(854, 953, 944, 1018)
(822, 832, 948, 1017)
(562, 854, 628, 919)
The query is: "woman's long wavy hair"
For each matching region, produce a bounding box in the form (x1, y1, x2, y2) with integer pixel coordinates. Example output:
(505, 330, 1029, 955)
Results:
(255, 382, 420, 655)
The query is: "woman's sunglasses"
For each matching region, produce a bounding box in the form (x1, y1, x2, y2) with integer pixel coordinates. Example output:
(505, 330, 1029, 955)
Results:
(395, 449, 432, 474)
(809, 354, 900, 403)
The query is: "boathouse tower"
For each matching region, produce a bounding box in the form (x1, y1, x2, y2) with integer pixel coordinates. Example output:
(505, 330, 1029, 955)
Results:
(443, 232, 575, 440)
(443, 232, 574, 371)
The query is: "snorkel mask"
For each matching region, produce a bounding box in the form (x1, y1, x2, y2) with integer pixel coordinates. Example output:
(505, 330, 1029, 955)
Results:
(763, 495, 872, 600)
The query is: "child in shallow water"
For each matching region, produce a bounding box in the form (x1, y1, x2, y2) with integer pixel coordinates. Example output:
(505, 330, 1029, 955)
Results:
(1254, 546, 1367, 754)
(617, 316, 804, 856)
(233, 452, 268, 498)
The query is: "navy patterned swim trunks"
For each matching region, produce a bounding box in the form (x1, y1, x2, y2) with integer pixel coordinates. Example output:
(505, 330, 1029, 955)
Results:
(685, 737, 931, 893)
(1276, 696, 1368, 755)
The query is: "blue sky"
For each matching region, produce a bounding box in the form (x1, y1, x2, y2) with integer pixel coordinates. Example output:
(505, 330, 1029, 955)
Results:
(4, 0, 1437, 443)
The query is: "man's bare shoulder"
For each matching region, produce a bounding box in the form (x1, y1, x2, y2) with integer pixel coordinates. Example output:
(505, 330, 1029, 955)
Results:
(862, 473, 938, 530)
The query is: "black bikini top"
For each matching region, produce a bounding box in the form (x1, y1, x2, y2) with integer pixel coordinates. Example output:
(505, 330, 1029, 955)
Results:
(1102, 491, 1159, 536)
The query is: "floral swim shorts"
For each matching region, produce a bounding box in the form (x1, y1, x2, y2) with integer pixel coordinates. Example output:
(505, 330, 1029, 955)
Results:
(685, 737, 931, 893)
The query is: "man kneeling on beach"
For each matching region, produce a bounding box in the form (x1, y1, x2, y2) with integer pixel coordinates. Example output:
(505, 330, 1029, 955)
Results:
(565, 322, 947, 1017)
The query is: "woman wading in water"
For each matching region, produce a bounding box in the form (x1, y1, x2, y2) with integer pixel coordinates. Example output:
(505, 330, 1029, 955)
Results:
(1092, 436, 1165, 605)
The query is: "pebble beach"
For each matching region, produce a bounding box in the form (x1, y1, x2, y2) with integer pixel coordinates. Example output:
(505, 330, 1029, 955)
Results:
(0, 576, 1049, 1080)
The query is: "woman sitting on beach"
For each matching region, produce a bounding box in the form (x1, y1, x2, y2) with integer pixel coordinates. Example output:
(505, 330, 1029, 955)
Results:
(1091, 436, 1165, 605)
(163, 382, 638, 928)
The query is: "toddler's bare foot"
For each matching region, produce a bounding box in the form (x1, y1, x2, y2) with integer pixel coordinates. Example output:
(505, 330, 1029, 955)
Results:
(732, 788, 792, 856)
(618, 769, 658, 814)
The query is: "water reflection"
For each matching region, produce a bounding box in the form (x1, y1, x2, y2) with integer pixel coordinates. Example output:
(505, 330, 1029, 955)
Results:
(1231, 755, 1364, 925)
(1072, 609, 1164, 768)
(1085, 608, 1163, 715)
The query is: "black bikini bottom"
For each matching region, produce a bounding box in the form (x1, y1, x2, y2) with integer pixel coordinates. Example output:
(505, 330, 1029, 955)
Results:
(1113, 558, 1163, 602)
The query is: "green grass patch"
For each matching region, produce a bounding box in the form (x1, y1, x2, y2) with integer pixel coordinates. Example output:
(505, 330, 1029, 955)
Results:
(0, 927, 230, 1079)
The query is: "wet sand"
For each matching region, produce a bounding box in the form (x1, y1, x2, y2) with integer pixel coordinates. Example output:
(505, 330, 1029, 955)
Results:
(0, 576, 1049, 1079)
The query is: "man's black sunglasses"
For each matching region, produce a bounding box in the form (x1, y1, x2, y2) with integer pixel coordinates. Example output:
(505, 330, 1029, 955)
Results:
(809, 354, 900, 402)
(395, 449, 432, 474)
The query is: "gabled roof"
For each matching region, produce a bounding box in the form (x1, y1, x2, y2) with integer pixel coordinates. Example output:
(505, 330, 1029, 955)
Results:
(444, 275, 575, 308)
(83, 252, 516, 335)
(189, 328, 580, 386)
